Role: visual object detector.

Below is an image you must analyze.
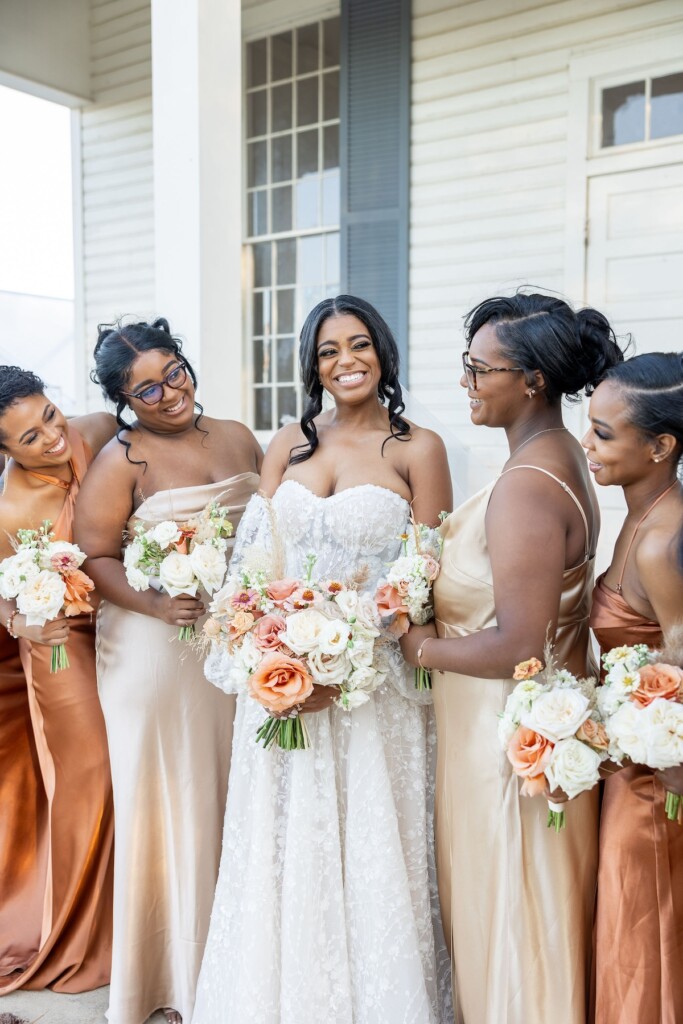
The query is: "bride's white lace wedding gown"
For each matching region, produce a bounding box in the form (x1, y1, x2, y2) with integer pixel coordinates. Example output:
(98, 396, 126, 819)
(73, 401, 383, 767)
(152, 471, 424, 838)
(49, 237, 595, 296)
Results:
(192, 481, 453, 1024)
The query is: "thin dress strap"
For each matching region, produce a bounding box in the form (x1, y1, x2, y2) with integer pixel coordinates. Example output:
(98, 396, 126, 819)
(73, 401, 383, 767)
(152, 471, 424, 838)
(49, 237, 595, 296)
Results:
(615, 480, 678, 592)
(500, 464, 590, 558)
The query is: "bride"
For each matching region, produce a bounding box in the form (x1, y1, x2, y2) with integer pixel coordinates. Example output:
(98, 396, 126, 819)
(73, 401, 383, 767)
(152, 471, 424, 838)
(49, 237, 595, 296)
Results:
(192, 295, 454, 1024)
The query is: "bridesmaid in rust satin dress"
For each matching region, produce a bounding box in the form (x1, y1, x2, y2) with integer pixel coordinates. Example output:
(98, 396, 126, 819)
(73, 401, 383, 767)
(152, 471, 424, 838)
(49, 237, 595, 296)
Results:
(0, 366, 116, 994)
(583, 353, 683, 1024)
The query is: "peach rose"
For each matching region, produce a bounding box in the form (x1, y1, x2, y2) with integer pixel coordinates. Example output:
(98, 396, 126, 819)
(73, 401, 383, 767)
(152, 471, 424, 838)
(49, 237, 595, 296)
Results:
(576, 718, 610, 750)
(228, 610, 255, 639)
(375, 582, 410, 637)
(266, 578, 299, 605)
(253, 613, 287, 651)
(62, 569, 95, 616)
(631, 663, 683, 707)
(513, 657, 544, 681)
(248, 652, 313, 714)
(203, 617, 222, 639)
(507, 725, 553, 796)
(422, 556, 441, 583)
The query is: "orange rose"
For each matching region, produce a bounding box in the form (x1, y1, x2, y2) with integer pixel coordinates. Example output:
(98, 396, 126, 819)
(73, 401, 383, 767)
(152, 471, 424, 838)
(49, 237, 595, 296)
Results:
(631, 663, 683, 707)
(507, 725, 553, 796)
(266, 579, 299, 605)
(252, 613, 287, 651)
(62, 569, 95, 616)
(513, 657, 544, 681)
(375, 583, 410, 637)
(248, 652, 314, 714)
(576, 718, 610, 750)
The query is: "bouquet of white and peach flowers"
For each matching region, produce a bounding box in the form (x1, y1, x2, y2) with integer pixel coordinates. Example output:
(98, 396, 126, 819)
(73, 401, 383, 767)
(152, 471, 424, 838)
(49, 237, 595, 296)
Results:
(0, 520, 94, 672)
(375, 519, 444, 690)
(499, 645, 608, 831)
(124, 500, 233, 640)
(203, 552, 387, 751)
(598, 643, 683, 822)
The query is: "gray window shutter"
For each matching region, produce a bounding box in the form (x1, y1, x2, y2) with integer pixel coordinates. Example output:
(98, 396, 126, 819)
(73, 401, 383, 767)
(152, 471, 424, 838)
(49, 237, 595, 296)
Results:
(340, 0, 410, 373)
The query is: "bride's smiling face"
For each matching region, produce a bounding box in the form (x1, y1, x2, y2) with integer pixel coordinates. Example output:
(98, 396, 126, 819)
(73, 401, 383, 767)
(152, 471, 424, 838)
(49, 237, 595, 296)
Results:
(316, 314, 381, 404)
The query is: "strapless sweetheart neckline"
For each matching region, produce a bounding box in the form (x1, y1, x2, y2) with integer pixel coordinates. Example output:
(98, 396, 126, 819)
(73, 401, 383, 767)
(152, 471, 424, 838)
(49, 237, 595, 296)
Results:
(277, 478, 410, 506)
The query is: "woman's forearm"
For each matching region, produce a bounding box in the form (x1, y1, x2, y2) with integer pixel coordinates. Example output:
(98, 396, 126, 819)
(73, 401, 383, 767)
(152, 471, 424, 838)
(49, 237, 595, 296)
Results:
(423, 626, 546, 680)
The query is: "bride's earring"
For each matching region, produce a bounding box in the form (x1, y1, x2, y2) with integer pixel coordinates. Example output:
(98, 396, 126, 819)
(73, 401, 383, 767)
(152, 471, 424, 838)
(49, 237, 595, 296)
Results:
(527, 389, 536, 398)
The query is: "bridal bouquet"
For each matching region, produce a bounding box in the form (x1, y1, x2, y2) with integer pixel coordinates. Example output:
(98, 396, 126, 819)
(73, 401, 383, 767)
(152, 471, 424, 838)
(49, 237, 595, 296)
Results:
(499, 647, 607, 831)
(124, 500, 233, 640)
(204, 553, 387, 751)
(598, 643, 683, 822)
(0, 520, 94, 672)
(375, 519, 443, 690)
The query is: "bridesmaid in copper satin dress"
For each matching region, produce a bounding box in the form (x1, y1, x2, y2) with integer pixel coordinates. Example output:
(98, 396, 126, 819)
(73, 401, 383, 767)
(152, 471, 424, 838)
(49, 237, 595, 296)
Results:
(583, 352, 683, 1024)
(401, 293, 625, 1024)
(0, 366, 116, 994)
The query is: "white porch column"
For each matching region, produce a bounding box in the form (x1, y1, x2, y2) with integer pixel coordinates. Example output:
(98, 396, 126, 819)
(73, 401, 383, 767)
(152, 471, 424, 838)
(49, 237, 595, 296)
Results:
(151, 0, 243, 420)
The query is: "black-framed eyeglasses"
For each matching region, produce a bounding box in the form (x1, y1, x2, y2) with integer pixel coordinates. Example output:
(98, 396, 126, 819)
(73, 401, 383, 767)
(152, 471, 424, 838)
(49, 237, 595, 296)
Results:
(121, 363, 188, 405)
(461, 352, 524, 392)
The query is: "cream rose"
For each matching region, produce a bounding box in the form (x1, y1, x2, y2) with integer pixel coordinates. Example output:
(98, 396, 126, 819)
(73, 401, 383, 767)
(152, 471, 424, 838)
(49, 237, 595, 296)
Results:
(189, 542, 226, 594)
(16, 569, 66, 626)
(0, 550, 40, 599)
(158, 551, 198, 597)
(307, 648, 351, 687)
(338, 688, 371, 710)
(283, 608, 329, 654)
(317, 617, 352, 656)
(641, 699, 683, 769)
(521, 688, 591, 742)
(545, 737, 602, 800)
(606, 701, 648, 764)
(151, 521, 182, 549)
(126, 566, 150, 592)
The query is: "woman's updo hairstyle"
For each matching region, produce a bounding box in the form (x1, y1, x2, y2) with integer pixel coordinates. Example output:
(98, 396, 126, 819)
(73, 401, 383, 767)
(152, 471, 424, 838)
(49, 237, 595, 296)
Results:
(464, 291, 625, 403)
(91, 317, 201, 464)
(0, 366, 46, 446)
(603, 352, 683, 571)
(290, 294, 410, 464)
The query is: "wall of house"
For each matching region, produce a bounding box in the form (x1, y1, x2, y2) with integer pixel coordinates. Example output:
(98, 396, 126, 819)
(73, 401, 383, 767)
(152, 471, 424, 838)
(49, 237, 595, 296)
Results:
(77, 0, 154, 409)
(409, 0, 682, 511)
(0, 0, 90, 102)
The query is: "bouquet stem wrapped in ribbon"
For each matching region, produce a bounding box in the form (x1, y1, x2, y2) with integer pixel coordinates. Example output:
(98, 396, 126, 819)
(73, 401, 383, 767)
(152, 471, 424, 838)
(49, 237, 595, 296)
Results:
(499, 640, 608, 832)
(375, 515, 445, 690)
(0, 521, 95, 673)
(124, 501, 233, 640)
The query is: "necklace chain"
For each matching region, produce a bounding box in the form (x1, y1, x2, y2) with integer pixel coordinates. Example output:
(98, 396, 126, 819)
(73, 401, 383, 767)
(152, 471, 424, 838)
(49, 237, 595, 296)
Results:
(511, 426, 567, 456)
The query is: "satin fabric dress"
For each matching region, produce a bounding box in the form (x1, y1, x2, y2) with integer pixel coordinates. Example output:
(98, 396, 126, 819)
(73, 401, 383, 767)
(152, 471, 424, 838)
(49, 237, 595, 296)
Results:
(0, 426, 114, 994)
(0, 629, 45, 978)
(96, 472, 259, 1024)
(432, 468, 599, 1024)
(591, 576, 683, 1024)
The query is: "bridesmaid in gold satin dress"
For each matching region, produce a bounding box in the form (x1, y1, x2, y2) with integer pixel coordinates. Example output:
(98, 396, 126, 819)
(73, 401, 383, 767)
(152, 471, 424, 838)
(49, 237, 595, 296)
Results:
(583, 353, 683, 1024)
(75, 319, 262, 1024)
(401, 294, 625, 1024)
(0, 367, 116, 993)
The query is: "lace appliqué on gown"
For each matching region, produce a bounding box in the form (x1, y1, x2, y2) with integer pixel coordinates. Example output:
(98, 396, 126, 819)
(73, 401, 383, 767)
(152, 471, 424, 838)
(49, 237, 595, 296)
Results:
(194, 482, 453, 1024)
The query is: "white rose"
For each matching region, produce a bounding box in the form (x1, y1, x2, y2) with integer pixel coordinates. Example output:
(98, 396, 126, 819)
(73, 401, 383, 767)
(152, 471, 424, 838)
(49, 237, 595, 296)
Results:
(498, 713, 518, 749)
(0, 551, 40, 599)
(123, 539, 145, 569)
(334, 590, 360, 620)
(150, 521, 182, 549)
(307, 648, 351, 687)
(521, 687, 591, 742)
(642, 699, 683, 770)
(283, 608, 329, 654)
(337, 688, 371, 710)
(545, 737, 602, 800)
(158, 551, 198, 597)
(347, 635, 375, 669)
(606, 701, 648, 764)
(16, 569, 66, 626)
(189, 542, 226, 595)
(239, 636, 262, 673)
(347, 664, 380, 693)
(209, 576, 240, 616)
(317, 617, 352, 656)
(353, 593, 381, 634)
(126, 566, 150, 592)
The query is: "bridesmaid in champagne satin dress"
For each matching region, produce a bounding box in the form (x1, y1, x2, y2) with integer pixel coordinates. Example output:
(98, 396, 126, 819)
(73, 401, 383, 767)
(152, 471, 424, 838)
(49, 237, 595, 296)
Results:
(583, 354, 683, 1024)
(0, 367, 116, 994)
(401, 294, 625, 1023)
(75, 319, 262, 1024)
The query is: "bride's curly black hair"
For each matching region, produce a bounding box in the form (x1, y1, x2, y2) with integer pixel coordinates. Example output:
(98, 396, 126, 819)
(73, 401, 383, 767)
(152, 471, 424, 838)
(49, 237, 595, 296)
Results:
(289, 295, 410, 465)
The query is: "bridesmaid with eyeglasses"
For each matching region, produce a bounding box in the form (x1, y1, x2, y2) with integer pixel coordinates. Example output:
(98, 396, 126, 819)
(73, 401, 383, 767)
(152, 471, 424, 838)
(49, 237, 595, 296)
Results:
(74, 318, 262, 1024)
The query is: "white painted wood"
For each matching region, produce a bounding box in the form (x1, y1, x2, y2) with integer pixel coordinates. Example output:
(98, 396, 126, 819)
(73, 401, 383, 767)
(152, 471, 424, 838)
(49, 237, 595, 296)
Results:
(0, 0, 90, 102)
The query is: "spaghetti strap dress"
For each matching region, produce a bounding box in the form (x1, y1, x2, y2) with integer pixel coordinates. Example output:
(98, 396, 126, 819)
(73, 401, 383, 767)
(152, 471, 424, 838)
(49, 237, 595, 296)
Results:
(432, 465, 599, 1024)
(0, 425, 114, 995)
(590, 481, 683, 1024)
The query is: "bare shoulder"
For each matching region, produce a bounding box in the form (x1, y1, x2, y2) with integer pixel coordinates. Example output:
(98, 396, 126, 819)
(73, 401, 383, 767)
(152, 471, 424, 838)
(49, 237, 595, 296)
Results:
(70, 411, 117, 454)
(260, 423, 305, 495)
(211, 417, 261, 448)
(637, 522, 682, 579)
(488, 463, 562, 521)
(403, 422, 447, 458)
(83, 433, 137, 488)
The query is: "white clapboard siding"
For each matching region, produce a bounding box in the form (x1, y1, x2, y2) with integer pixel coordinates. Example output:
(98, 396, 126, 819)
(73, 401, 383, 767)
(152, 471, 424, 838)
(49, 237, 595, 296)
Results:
(409, 0, 683, 504)
(77, 0, 154, 410)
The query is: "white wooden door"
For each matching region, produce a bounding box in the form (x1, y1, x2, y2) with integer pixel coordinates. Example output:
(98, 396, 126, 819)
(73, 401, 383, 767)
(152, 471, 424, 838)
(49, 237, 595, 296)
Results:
(583, 163, 683, 571)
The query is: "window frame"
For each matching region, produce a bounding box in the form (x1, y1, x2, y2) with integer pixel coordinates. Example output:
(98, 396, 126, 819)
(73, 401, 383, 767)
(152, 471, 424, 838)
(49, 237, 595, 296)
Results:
(591, 59, 683, 158)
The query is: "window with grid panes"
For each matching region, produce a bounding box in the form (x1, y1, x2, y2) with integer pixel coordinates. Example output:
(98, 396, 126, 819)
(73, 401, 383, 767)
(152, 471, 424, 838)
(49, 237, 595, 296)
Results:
(601, 70, 683, 148)
(245, 18, 340, 433)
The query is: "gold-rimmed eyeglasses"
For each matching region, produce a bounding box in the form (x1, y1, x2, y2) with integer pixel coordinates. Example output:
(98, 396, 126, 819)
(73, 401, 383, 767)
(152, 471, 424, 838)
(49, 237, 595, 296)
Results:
(461, 352, 524, 392)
